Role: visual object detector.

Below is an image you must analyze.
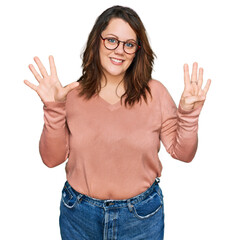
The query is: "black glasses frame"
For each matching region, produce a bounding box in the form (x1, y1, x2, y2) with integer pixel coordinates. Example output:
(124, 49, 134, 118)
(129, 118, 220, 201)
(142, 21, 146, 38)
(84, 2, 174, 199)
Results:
(100, 35, 141, 55)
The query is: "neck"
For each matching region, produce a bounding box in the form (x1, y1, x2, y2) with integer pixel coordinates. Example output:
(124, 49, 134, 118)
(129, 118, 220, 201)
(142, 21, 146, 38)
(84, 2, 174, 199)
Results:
(101, 74, 124, 88)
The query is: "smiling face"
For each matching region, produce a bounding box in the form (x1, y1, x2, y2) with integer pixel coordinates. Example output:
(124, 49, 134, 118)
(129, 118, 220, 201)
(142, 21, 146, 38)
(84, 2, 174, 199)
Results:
(99, 18, 137, 81)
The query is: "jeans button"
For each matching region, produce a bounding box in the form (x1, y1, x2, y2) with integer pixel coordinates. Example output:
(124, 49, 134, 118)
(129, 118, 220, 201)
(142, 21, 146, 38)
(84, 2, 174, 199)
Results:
(106, 202, 114, 206)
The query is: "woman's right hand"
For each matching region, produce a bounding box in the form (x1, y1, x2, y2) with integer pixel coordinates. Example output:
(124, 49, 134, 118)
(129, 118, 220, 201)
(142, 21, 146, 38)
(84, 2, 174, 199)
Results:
(24, 55, 79, 103)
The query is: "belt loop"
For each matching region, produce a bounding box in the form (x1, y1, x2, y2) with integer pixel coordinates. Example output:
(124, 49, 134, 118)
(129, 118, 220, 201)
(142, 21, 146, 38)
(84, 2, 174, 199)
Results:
(127, 199, 134, 213)
(77, 193, 83, 202)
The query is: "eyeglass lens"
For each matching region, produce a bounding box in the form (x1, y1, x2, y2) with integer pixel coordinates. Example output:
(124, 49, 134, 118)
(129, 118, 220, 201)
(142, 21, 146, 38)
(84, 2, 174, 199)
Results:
(104, 38, 138, 54)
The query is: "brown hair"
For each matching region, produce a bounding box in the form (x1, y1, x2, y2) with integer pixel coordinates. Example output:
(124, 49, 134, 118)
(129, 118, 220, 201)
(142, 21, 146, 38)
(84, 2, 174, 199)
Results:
(77, 5, 156, 108)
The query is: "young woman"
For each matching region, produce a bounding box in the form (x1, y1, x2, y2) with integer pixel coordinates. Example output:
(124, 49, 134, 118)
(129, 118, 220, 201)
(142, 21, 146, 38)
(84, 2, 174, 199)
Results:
(24, 5, 211, 240)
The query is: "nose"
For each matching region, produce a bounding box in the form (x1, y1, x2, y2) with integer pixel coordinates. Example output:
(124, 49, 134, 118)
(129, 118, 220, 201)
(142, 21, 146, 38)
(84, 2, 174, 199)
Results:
(114, 42, 125, 54)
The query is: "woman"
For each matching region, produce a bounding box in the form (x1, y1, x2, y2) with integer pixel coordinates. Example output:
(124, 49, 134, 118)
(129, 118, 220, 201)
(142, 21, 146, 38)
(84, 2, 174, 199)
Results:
(24, 5, 211, 240)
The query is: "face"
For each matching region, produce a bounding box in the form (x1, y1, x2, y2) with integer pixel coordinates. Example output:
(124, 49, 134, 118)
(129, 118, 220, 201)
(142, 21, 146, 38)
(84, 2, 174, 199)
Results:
(99, 18, 137, 81)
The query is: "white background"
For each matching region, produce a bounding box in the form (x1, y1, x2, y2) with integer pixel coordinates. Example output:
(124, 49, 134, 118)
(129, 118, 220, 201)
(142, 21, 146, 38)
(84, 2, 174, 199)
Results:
(1, 0, 234, 239)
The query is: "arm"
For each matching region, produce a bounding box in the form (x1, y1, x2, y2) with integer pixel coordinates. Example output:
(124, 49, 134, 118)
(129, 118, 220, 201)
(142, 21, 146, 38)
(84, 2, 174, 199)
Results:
(160, 62, 211, 162)
(24, 55, 79, 167)
(160, 95, 202, 162)
(39, 101, 69, 168)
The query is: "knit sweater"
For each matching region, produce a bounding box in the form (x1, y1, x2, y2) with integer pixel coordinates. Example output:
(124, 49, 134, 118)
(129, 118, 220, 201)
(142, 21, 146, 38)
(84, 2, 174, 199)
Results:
(39, 79, 202, 200)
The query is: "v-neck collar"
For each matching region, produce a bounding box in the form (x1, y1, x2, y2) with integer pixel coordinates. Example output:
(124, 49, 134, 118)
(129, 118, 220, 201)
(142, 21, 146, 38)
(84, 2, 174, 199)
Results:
(96, 94, 123, 111)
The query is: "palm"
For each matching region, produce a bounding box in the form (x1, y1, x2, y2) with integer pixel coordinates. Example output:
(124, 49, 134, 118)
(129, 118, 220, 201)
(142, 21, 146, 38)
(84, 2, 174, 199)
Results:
(36, 70, 63, 102)
(24, 56, 79, 103)
(180, 62, 211, 111)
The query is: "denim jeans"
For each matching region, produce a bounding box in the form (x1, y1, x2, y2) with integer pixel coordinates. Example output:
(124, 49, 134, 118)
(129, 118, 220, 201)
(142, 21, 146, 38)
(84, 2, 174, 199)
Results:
(59, 178, 164, 240)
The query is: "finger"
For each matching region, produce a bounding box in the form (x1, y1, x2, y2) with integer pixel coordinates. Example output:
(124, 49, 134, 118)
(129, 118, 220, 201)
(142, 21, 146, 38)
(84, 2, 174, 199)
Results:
(28, 64, 42, 83)
(202, 79, 211, 95)
(191, 62, 198, 84)
(24, 80, 37, 91)
(198, 67, 203, 89)
(184, 63, 190, 87)
(49, 55, 57, 76)
(34, 56, 49, 77)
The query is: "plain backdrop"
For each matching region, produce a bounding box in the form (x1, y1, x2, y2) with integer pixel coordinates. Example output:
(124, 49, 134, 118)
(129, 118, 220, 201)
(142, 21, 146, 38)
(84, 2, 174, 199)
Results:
(1, 0, 234, 239)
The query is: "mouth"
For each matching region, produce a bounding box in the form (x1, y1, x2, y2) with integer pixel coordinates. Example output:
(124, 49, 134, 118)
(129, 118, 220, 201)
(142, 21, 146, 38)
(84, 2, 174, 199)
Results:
(110, 57, 124, 65)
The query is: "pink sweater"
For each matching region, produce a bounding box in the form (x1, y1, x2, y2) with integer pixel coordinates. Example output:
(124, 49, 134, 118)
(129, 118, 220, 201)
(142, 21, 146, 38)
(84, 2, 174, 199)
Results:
(39, 79, 202, 200)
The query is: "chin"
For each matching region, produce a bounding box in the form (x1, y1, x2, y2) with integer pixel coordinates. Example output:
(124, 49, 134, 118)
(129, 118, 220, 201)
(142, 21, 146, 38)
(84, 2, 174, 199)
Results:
(103, 68, 125, 79)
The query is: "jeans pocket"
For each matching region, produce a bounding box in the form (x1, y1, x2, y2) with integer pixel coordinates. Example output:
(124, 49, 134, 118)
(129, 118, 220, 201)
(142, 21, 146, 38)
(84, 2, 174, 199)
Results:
(61, 183, 78, 209)
(132, 189, 163, 220)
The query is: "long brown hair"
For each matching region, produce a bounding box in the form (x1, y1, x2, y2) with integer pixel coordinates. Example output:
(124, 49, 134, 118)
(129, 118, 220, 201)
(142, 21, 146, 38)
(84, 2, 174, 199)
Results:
(77, 5, 156, 108)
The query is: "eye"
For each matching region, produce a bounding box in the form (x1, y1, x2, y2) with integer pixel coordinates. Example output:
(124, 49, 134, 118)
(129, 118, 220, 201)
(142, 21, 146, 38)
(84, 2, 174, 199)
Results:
(125, 41, 135, 48)
(107, 38, 117, 44)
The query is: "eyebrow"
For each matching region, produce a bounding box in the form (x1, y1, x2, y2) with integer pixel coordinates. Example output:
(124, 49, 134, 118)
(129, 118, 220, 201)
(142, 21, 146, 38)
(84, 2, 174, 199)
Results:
(105, 33, 137, 42)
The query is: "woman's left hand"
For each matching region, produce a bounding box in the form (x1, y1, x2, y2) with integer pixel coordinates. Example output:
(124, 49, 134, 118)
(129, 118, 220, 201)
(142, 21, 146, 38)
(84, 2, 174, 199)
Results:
(180, 62, 211, 111)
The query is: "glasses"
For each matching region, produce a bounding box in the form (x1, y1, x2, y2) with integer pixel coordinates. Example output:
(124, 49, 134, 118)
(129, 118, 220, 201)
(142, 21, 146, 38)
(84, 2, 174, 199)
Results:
(100, 35, 141, 54)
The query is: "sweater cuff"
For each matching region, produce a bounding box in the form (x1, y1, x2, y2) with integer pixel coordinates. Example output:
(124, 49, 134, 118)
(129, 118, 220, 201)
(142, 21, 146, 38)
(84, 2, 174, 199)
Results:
(178, 103, 202, 116)
(43, 101, 66, 130)
(177, 104, 202, 135)
(43, 101, 66, 108)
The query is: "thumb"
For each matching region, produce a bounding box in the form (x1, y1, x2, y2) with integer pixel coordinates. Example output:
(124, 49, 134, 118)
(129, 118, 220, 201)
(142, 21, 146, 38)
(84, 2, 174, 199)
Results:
(185, 95, 206, 105)
(64, 81, 80, 95)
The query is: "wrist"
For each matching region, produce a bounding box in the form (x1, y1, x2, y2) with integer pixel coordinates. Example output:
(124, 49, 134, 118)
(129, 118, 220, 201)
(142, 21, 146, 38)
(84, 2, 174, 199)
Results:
(179, 101, 194, 112)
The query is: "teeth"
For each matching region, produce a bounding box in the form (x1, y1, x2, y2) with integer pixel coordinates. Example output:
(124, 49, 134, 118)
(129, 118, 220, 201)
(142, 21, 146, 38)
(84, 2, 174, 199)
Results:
(111, 58, 123, 63)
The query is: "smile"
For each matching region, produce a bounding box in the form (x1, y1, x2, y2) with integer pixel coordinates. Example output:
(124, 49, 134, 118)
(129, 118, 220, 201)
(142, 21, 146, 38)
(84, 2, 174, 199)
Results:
(110, 57, 124, 65)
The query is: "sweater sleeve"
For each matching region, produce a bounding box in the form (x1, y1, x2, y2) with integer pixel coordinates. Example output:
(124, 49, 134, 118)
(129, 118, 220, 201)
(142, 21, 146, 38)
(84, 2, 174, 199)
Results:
(159, 86, 202, 162)
(39, 101, 69, 168)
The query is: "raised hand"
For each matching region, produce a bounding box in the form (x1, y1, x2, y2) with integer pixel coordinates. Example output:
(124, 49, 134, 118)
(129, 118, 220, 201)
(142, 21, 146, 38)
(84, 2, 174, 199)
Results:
(180, 62, 211, 111)
(24, 55, 79, 103)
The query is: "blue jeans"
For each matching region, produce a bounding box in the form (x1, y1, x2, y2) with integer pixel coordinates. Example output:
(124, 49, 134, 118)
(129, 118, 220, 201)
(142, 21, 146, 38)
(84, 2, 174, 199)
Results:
(59, 178, 164, 240)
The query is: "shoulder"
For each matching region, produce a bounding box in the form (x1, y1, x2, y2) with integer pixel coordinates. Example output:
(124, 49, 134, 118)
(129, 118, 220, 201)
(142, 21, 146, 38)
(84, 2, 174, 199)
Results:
(148, 79, 169, 96)
(148, 79, 175, 106)
(66, 84, 81, 100)
(65, 85, 82, 110)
